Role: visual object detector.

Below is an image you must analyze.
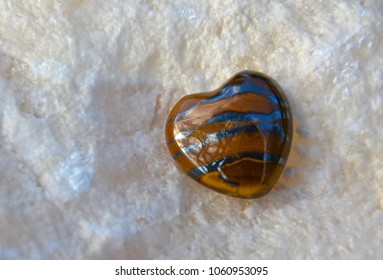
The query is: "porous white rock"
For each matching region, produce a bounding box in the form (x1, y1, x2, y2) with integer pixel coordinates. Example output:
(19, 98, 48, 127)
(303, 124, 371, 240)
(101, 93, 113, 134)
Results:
(0, 0, 382, 259)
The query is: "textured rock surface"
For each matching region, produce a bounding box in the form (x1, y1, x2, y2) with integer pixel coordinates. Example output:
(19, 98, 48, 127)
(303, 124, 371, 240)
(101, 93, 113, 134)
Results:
(0, 0, 382, 259)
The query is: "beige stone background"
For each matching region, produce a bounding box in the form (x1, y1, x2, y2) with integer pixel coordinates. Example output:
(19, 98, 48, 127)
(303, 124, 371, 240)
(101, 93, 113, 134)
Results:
(0, 0, 382, 259)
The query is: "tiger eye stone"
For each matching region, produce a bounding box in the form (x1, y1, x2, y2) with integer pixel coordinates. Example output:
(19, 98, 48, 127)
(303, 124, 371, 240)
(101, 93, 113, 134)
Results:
(165, 71, 293, 198)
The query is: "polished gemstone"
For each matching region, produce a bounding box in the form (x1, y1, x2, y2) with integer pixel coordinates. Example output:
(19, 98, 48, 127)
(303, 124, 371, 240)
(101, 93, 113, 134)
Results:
(165, 71, 293, 198)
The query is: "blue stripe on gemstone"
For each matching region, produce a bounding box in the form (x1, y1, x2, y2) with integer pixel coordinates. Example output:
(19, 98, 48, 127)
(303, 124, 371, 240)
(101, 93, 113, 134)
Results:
(219, 175, 240, 186)
(205, 110, 282, 125)
(171, 118, 286, 153)
(204, 74, 281, 105)
(215, 123, 260, 139)
(170, 127, 286, 157)
(209, 82, 280, 105)
(173, 123, 286, 159)
(167, 77, 281, 124)
(170, 111, 286, 148)
(188, 152, 280, 179)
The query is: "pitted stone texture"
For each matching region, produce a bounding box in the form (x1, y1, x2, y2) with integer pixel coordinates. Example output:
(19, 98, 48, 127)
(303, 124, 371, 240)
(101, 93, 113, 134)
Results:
(0, 0, 382, 259)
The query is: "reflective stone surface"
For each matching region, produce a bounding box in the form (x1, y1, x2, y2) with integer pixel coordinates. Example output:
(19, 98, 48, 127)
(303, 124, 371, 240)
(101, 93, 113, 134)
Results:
(166, 71, 293, 198)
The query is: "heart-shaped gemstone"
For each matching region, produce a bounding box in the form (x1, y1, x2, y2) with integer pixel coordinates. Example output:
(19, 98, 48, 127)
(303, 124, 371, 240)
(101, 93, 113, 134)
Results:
(165, 71, 293, 198)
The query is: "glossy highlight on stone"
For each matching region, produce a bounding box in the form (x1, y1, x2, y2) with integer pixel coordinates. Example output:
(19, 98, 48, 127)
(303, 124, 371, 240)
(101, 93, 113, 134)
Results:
(165, 71, 293, 198)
